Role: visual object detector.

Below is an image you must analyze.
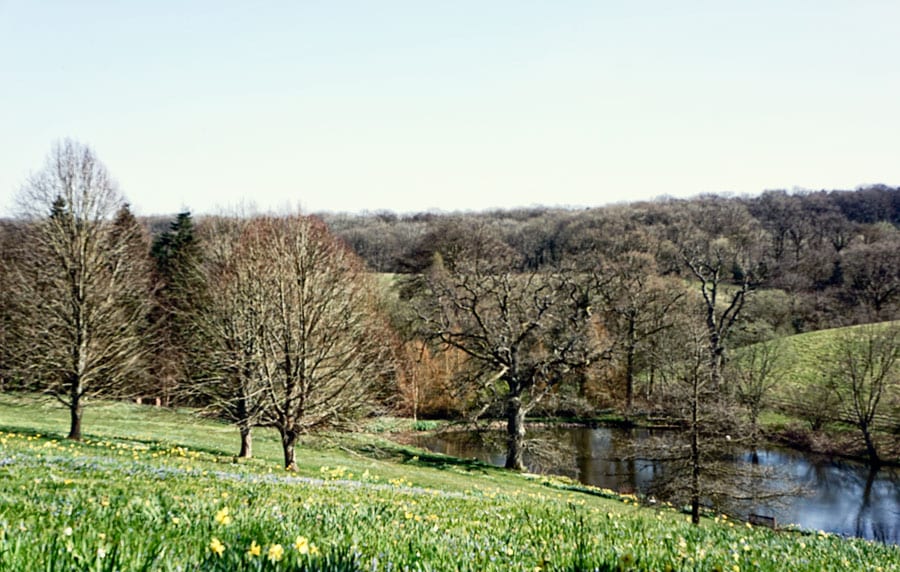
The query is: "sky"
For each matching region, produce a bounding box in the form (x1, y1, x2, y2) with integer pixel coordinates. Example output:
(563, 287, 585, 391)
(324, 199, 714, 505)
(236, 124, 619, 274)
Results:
(1, 1, 899, 217)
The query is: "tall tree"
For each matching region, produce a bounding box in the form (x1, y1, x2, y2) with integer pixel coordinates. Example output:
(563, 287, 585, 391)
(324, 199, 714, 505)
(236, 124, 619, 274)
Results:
(412, 222, 602, 470)
(0, 221, 21, 391)
(216, 215, 394, 470)
(194, 215, 267, 458)
(643, 306, 784, 525)
(12, 140, 151, 440)
(673, 199, 767, 393)
(149, 211, 209, 405)
(593, 251, 684, 418)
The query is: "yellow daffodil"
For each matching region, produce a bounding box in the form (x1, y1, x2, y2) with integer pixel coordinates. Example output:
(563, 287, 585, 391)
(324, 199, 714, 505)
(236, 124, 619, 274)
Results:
(209, 537, 225, 557)
(247, 540, 261, 557)
(214, 507, 232, 526)
(267, 543, 284, 562)
(294, 535, 309, 554)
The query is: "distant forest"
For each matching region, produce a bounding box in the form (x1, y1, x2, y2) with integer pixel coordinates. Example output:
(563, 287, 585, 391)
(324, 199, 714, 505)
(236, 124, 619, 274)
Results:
(309, 186, 900, 332)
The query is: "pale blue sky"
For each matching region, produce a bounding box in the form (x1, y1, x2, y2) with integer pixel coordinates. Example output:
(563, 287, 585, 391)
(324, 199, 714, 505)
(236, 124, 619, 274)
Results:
(1, 1, 898, 216)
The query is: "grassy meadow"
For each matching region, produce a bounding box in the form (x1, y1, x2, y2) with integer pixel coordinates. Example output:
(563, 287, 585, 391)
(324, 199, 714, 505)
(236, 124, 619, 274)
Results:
(0, 395, 898, 571)
(758, 322, 899, 448)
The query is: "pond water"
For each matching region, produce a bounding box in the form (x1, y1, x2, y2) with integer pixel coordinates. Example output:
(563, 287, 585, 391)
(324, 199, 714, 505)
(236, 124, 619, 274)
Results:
(416, 427, 900, 544)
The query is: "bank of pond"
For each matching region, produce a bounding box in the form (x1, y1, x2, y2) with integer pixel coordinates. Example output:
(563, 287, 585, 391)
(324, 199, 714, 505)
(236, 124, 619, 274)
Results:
(416, 426, 900, 544)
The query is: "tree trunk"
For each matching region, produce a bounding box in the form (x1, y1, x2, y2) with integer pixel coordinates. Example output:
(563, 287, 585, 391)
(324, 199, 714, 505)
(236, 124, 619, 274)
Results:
(238, 424, 253, 458)
(624, 318, 636, 420)
(505, 395, 526, 471)
(281, 429, 298, 471)
(860, 423, 881, 467)
(68, 392, 83, 441)
(237, 395, 253, 458)
(690, 372, 701, 525)
(709, 340, 723, 393)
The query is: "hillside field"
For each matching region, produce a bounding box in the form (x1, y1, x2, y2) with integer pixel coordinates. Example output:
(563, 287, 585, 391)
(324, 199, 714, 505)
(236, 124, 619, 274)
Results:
(0, 395, 898, 570)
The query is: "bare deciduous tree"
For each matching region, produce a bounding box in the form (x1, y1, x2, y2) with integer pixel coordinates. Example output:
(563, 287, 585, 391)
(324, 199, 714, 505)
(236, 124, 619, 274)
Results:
(593, 251, 684, 418)
(729, 337, 788, 455)
(11, 140, 151, 440)
(679, 235, 763, 393)
(412, 223, 602, 470)
(217, 215, 395, 470)
(193, 215, 267, 458)
(645, 307, 789, 525)
(824, 324, 900, 466)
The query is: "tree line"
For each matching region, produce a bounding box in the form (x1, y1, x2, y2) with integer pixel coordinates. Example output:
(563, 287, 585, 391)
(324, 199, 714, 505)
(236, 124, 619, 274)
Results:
(1, 141, 898, 524)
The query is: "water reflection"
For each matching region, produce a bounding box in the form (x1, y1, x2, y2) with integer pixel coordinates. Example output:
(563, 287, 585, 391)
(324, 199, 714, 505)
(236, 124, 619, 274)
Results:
(416, 427, 900, 544)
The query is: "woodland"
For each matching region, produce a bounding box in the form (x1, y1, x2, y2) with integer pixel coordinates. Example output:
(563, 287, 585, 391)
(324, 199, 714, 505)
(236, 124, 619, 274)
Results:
(1, 141, 899, 525)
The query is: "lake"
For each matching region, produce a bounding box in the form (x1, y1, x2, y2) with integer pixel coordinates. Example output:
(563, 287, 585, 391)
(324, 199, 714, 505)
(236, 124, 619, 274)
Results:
(416, 426, 900, 543)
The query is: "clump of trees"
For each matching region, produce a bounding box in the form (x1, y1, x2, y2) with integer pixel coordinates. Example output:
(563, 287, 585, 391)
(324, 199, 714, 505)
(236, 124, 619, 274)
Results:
(199, 215, 396, 469)
(1, 142, 396, 468)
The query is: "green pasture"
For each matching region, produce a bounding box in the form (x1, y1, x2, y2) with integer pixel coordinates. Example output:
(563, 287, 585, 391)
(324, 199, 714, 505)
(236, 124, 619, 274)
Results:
(0, 395, 897, 570)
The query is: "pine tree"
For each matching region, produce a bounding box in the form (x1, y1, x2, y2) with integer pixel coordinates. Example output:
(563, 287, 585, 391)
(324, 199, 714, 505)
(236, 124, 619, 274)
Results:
(149, 211, 209, 406)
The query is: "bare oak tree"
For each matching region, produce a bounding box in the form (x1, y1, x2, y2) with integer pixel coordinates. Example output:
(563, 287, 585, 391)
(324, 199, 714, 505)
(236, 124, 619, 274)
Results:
(679, 235, 763, 393)
(11, 140, 151, 440)
(413, 223, 601, 470)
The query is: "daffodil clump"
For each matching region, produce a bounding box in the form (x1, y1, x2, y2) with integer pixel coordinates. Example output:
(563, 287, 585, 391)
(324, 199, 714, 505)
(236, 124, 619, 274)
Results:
(0, 420, 898, 571)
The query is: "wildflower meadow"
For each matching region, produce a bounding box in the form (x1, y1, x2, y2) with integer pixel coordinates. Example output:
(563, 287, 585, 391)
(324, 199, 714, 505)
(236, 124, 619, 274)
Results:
(0, 398, 897, 571)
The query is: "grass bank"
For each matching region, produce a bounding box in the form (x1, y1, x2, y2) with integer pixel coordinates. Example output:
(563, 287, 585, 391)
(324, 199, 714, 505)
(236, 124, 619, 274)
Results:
(0, 395, 897, 570)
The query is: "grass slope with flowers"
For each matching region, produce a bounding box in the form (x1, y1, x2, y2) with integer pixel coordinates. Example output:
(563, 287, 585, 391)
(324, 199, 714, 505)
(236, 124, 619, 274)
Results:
(0, 395, 898, 571)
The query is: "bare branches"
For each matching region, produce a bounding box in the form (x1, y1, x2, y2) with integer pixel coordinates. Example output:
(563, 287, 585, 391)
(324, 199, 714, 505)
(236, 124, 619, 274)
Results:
(10, 141, 151, 440)
(823, 324, 900, 465)
(411, 221, 602, 470)
(200, 215, 395, 469)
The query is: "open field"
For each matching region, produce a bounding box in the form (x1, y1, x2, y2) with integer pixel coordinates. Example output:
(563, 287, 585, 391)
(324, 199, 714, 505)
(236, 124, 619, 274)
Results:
(774, 322, 899, 388)
(761, 322, 899, 447)
(0, 395, 898, 570)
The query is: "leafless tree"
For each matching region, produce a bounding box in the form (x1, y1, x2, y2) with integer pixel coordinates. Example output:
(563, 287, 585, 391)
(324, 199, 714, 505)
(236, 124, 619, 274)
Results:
(412, 222, 602, 470)
(676, 219, 766, 393)
(218, 215, 395, 470)
(192, 215, 267, 458)
(823, 324, 900, 466)
(10, 140, 151, 440)
(593, 251, 684, 418)
(645, 307, 791, 525)
(729, 337, 788, 454)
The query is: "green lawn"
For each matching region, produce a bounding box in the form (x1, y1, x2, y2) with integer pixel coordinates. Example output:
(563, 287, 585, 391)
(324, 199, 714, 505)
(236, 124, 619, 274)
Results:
(0, 394, 898, 571)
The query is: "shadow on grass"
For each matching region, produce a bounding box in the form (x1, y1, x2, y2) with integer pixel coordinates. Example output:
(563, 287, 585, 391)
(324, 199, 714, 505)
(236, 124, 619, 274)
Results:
(0, 421, 243, 460)
(346, 438, 498, 475)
